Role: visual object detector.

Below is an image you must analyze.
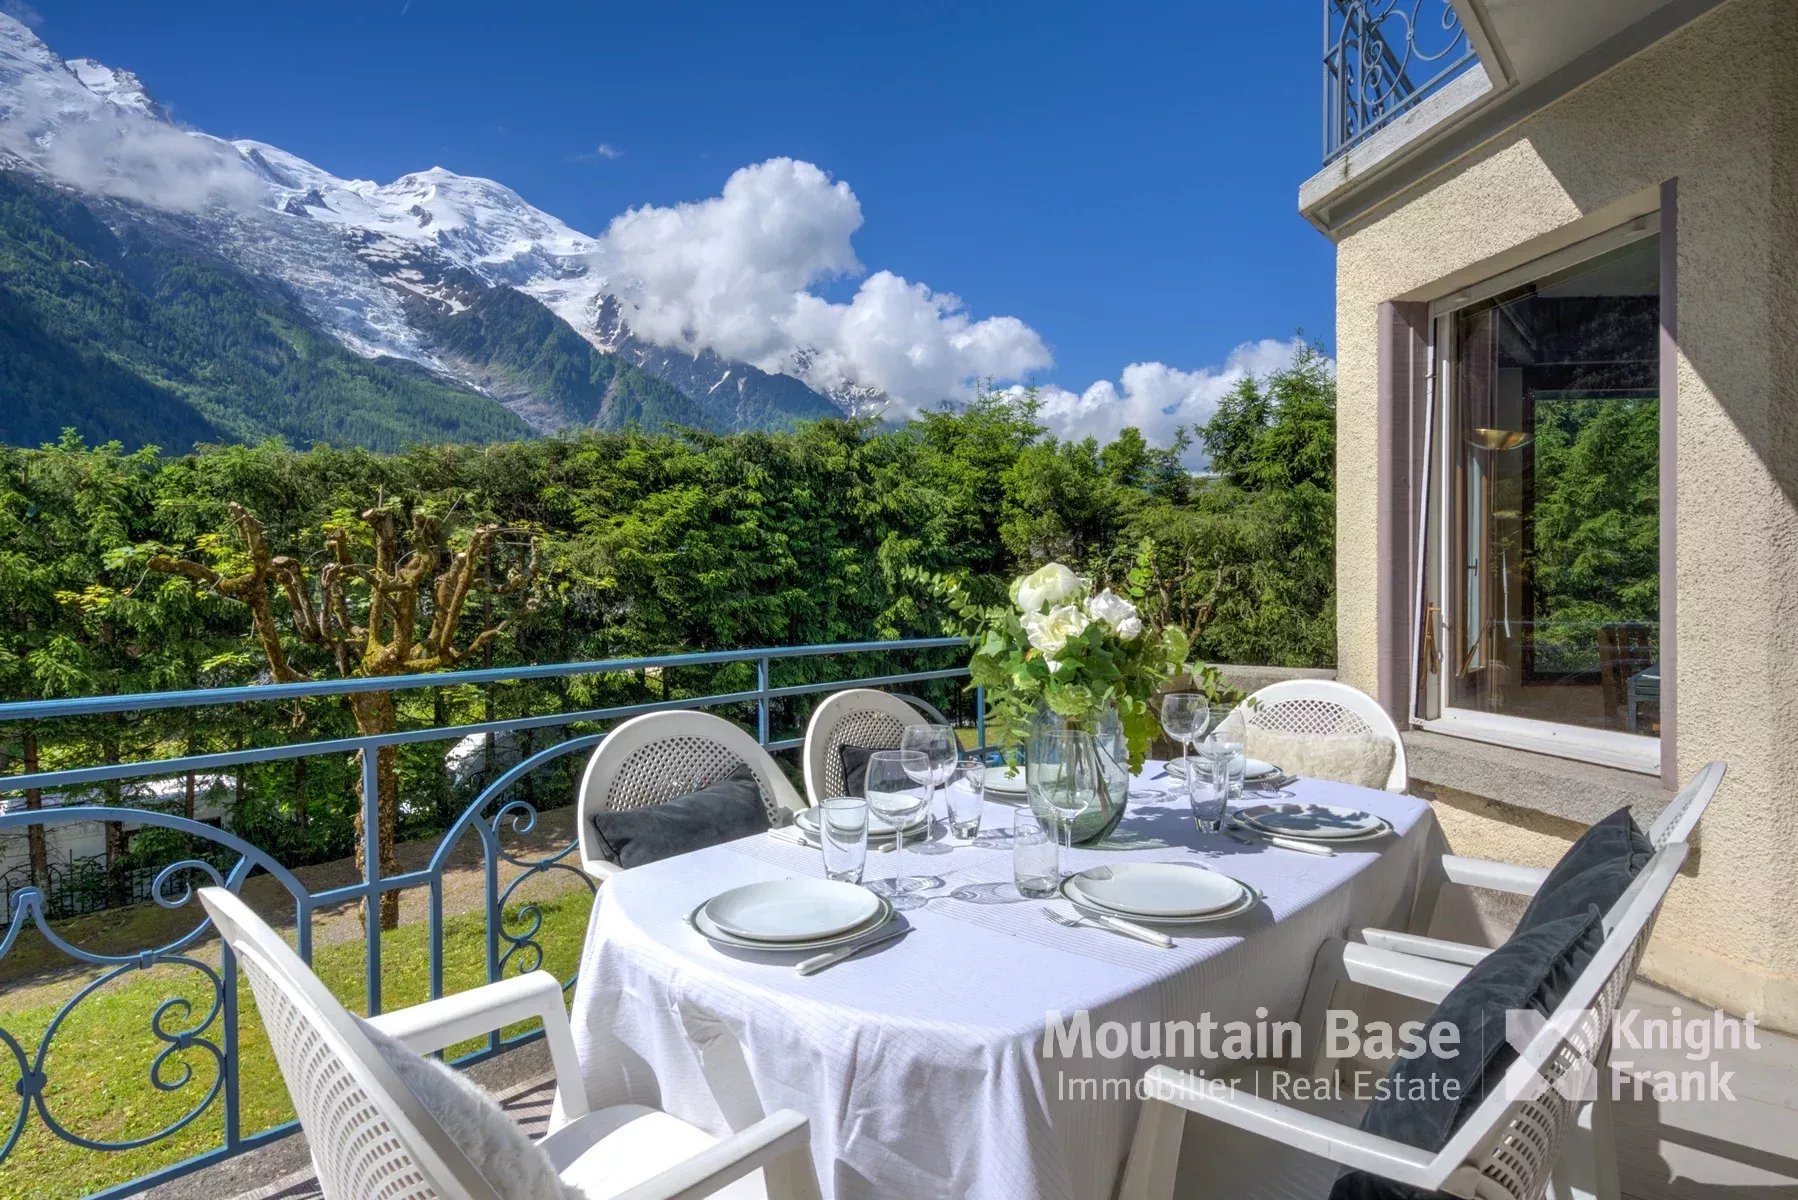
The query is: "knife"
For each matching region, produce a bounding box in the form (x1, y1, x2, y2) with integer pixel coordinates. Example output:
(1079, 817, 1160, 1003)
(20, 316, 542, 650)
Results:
(1092, 913, 1175, 948)
(796, 923, 911, 975)
(1227, 820, 1336, 857)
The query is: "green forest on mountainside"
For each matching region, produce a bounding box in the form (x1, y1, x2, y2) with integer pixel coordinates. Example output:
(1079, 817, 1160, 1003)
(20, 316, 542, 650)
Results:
(0, 351, 1335, 873)
(412, 281, 710, 431)
(0, 171, 535, 451)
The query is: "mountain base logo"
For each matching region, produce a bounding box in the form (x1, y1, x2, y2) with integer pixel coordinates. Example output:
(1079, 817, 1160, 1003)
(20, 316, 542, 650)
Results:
(1040, 1004, 1761, 1106)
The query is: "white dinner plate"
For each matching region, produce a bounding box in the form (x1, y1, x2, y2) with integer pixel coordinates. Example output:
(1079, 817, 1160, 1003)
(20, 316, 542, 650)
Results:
(1165, 756, 1279, 782)
(1059, 874, 1258, 926)
(1235, 802, 1386, 841)
(793, 807, 929, 840)
(702, 879, 883, 943)
(1064, 862, 1247, 917)
(983, 767, 1028, 796)
(690, 896, 894, 952)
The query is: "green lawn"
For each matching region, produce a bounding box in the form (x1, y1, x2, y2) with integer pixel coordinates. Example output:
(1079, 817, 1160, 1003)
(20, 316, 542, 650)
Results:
(0, 888, 594, 1200)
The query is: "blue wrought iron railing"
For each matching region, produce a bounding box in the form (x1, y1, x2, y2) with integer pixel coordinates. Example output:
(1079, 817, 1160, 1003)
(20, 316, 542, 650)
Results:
(1323, 0, 1479, 163)
(0, 638, 979, 1200)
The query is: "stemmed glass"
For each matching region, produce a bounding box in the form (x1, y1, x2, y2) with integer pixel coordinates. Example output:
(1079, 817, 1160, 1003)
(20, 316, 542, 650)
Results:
(900, 723, 957, 839)
(1159, 692, 1210, 814)
(863, 749, 930, 896)
(1032, 729, 1100, 856)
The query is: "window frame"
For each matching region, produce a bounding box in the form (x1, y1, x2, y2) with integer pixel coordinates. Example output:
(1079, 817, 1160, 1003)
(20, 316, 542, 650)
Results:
(1412, 216, 1666, 775)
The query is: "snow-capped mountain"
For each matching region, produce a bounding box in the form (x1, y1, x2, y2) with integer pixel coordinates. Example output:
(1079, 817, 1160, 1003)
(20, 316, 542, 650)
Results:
(0, 14, 865, 440)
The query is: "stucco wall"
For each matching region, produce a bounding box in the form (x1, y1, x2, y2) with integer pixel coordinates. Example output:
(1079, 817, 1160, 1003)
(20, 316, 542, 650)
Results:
(1332, 0, 1798, 1025)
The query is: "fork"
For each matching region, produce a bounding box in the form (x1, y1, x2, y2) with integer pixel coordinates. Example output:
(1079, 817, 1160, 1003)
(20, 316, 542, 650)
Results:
(1042, 906, 1173, 949)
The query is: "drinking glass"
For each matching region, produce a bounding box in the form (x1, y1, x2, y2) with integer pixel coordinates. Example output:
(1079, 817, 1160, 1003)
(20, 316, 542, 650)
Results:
(819, 796, 869, 883)
(1012, 807, 1059, 898)
(900, 722, 958, 838)
(1159, 692, 1210, 813)
(864, 748, 930, 896)
(945, 757, 985, 840)
(1031, 729, 1100, 853)
(1192, 740, 1244, 832)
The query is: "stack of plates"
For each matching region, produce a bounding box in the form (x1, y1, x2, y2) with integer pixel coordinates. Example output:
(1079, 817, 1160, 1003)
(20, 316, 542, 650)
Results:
(1058, 862, 1258, 925)
(1165, 755, 1281, 784)
(1233, 802, 1390, 843)
(690, 878, 894, 952)
(791, 807, 930, 844)
(979, 748, 1028, 798)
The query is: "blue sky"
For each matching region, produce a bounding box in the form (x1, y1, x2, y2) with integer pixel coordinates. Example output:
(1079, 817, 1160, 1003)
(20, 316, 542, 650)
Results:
(29, 0, 1331, 434)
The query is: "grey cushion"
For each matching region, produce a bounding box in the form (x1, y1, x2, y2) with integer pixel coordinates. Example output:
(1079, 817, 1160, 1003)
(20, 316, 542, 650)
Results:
(590, 765, 768, 869)
(839, 743, 879, 797)
(1517, 807, 1653, 933)
(1329, 907, 1604, 1200)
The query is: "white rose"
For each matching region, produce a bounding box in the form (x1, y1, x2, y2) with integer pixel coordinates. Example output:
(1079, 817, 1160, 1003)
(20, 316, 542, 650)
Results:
(1016, 562, 1081, 614)
(1021, 603, 1091, 658)
(1087, 588, 1139, 631)
(1116, 615, 1144, 641)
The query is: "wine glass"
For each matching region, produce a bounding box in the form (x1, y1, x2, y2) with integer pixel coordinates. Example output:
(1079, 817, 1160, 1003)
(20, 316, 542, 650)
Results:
(1159, 692, 1210, 815)
(900, 723, 957, 839)
(863, 748, 929, 896)
(1032, 730, 1099, 855)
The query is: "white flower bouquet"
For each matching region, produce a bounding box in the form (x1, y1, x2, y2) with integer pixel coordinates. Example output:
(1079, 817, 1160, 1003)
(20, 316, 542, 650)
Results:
(966, 559, 1188, 771)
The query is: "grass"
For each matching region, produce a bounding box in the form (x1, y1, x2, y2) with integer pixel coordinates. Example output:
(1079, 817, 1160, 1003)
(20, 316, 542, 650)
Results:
(0, 888, 594, 1200)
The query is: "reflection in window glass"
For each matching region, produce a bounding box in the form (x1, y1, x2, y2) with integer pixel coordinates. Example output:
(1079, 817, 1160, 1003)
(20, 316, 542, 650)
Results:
(1447, 234, 1660, 736)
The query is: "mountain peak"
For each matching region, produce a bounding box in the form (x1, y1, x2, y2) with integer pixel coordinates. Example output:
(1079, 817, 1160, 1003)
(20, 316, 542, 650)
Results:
(66, 57, 167, 120)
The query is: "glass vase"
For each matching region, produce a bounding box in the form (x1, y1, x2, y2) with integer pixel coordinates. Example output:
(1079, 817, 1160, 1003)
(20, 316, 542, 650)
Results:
(1025, 704, 1130, 844)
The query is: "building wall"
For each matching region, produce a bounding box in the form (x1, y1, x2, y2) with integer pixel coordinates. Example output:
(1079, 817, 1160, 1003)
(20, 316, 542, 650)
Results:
(1332, 0, 1798, 1025)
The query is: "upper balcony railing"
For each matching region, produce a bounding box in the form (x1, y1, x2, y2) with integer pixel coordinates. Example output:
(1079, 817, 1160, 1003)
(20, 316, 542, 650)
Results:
(1323, 0, 1479, 163)
(0, 638, 977, 1200)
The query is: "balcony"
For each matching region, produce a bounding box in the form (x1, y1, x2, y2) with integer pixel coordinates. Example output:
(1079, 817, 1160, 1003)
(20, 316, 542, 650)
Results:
(0, 639, 975, 1199)
(1321, 0, 1479, 164)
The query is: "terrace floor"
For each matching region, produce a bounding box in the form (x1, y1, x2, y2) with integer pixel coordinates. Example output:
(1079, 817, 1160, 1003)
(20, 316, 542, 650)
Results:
(141, 983, 1798, 1200)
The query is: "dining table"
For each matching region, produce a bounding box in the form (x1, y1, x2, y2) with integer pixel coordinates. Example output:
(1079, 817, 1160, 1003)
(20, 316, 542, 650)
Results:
(558, 762, 1441, 1200)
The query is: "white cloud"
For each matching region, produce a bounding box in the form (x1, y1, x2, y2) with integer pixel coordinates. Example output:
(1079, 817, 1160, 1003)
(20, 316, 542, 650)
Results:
(1022, 338, 1321, 467)
(590, 158, 1052, 409)
(0, 2, 41, 29)
(568, 142, 622, 163)
(0, 15, 262, 212)
(27, 121, 264, 212)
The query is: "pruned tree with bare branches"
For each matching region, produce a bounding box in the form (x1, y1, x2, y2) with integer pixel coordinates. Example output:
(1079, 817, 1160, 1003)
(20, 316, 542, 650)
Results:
(148, 500, 538, 929)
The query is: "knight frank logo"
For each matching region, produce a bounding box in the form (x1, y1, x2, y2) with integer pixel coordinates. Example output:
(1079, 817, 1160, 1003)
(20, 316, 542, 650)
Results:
(1502, 1008, 1602, 1104)
(1504, 1006, 1758, 1104)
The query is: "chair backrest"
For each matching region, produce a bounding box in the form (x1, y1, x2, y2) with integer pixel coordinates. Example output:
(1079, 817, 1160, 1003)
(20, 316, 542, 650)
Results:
(1234, 679, 1409, 791)
(576, 710, 806, 876)
(801, 689, 931, 807)
(1648, 760, 1725, 849)
(196, 887, 499, 1200)
(1435, 844, 1686, 1200)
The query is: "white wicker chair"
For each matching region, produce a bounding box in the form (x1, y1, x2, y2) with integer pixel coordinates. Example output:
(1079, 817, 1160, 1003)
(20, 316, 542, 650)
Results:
(1361, 761, 1725, 969)
(1226, 679, 1408, 791)
(800, 689, 932, 807)
(196, 886, 822, 1200)
(1119, 844, 1686, 1200)
(577, 711, 807, 881)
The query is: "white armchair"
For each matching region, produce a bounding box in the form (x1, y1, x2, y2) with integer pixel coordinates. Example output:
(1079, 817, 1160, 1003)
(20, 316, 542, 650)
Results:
(800, 688, 933, 807)
(1119, 848, 1687, 1200)
(1363, 761, 1724, 968)
(198, 886, 822, 1200)
(1225, 679, 1409, 791)
(576, 710, 808, 881)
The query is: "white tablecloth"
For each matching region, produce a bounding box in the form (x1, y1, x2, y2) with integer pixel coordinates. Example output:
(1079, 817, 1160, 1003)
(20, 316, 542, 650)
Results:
(562, 767, 1438, 1200)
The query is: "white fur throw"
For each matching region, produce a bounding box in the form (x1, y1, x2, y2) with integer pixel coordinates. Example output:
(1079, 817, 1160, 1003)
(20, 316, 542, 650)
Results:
(1215, 710, 1397, 791)
(359, 1018, 583, 1200)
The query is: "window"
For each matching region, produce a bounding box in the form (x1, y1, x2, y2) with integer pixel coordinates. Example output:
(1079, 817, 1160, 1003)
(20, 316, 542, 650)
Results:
(1416, 225, 1663, 770)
